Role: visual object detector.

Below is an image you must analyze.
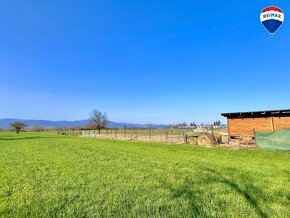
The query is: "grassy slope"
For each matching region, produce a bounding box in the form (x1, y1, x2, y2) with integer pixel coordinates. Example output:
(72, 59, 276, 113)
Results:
(0, 132, 289, 217)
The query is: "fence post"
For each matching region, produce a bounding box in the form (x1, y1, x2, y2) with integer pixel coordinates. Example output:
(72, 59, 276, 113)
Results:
(125, 129, 126, 139)
(148, 129, 150, 140)
(135, 130, 137, 139)
(253, 128, 256, 144)
(115, 129, 117, 139)
(166, 130, 168, 142)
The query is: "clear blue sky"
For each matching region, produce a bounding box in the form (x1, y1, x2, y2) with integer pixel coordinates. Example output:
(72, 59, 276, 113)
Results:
(1, 1, 290, 124)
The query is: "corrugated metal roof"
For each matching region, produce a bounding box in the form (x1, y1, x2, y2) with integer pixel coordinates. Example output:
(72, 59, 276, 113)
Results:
(221, 109, 290, 117)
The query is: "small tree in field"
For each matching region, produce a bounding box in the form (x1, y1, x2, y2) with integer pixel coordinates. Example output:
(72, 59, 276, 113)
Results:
(10, 122, 27, 134)
(213, 120, 221, 129)
(89, 110, 108, 133)
(190, 122, 197, 128)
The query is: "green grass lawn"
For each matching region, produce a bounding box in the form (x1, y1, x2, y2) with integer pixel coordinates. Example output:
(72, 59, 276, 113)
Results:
(0, 132, 289, 217)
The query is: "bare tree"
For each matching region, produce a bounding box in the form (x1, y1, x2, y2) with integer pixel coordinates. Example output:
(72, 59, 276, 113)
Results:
(10, 122, 27, 134)
(86, 122, 96, 130)
(89, 110, 108, 133)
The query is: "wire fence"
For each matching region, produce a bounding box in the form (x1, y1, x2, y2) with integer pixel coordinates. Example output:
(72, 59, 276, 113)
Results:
(59, 129, 187, 144)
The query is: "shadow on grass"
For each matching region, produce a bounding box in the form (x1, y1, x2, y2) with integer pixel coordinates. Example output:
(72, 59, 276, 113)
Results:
(161, 177, 208, 216)
(201, 166, 268, 218)
(0, 136, 62, 141)
(161, 166, 269, 217)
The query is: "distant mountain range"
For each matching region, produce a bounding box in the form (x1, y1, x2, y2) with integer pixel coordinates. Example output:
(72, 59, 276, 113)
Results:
(0, 118, 167, 129)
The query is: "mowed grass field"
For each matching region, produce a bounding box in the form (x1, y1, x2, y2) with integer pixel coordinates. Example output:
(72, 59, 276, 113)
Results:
(0, 132, 289, 217)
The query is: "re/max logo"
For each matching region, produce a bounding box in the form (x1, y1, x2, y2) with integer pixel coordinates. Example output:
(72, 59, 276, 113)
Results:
(263, 13, 282, 19)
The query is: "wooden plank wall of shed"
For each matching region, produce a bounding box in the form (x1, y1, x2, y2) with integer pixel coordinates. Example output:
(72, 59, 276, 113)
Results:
(228, 116, 290, 138)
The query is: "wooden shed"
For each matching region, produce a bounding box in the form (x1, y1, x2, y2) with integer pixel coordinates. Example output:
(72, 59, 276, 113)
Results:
(221, 109, 290, 145)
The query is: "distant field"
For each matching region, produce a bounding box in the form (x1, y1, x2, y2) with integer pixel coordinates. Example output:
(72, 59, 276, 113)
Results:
(0, 132, 289, 217)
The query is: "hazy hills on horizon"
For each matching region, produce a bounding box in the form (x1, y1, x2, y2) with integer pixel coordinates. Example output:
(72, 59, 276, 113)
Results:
(0, 118, 167, 129)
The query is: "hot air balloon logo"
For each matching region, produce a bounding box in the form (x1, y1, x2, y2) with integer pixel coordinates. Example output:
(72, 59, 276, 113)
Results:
(260, 6, 284, 36)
